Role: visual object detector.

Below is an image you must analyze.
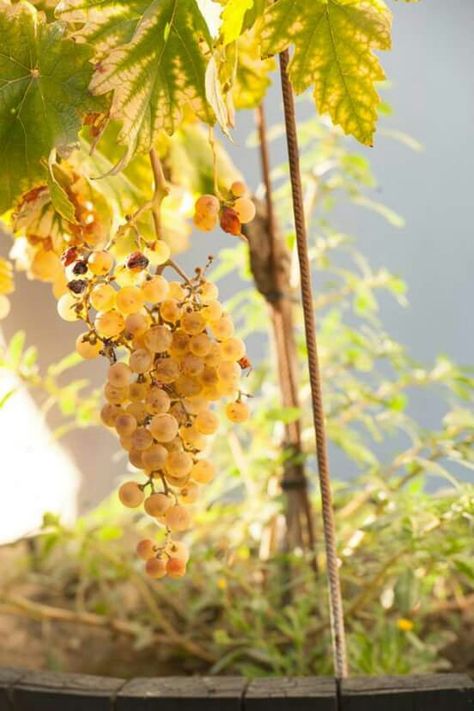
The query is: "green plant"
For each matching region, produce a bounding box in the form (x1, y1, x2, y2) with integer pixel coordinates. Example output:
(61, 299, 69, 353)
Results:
(0, 0, 471, 677)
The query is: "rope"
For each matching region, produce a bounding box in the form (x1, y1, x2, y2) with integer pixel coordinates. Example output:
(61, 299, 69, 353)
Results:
(278, 49, 348, 678)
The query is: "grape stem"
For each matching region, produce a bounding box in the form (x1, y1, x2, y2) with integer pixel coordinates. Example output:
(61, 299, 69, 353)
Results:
(149, 148, 169, 236)
(165, 259, 192, 285)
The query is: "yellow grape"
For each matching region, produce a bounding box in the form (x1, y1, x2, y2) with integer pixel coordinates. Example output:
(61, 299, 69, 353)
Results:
(165, 505, 191, 532)
(193, 211, 218, 231)
(179, 425, 206, 451)
(129, 348, 154, 374)
(218, 337, 246, 362)
(169, 330, 190, 357)
(145, 387, 170, 415)
(167, 557, 186, 578)
(144, 492, 172, 516)
(104, 383, 129, 405)
(149, 414, 179, 442)
(95, 310, 125, 338)
(145, 240, 171, 266)
(190, 459, 215, 484)
(129, 381, 148, 402)
(209, 315, 234, 340)
(143, 324, 172, 353)
(183, 395, 208, 414)
(116, 285, 145, 315)
(179, 482, 199, 504)
(194, 409, 219, 435)
(100, 403, 121, 427)
(107, 362, 132, 387)
(200, 366, 219, 386)
(233, 197, 256, 224)
(230, 180, 247, 198)
(195, 194, 220, 214)
(225, 400, 250, 423)
(189, 333, 212, 357)
(174, 375, 202, 398)
(181, 354, 204, 378)
(128, 448, 144, 469)
(217, 361, 241, 382)
(126, 401, 147, 422)
(145, 557, 167, 579)
(57, 293, 81, 322)
(90, 283, 116, 311)
(76, 333, 102, 359)
(166, 540, 189, 563)
(118, 481, 144, 508)
(202, 300, 223, 323)
(199, 281, 219, 303)
(136, 539, 156, 561)
(160, 298, 182, 323)
(165, 450, 193, 479)
(125, 312, 149, 336)
(88, 250, 114, 276)
(114, 413, 137, 437)
(204, 343, 222, 368)
(141, 275, 169, 303)
(131, 426, 153, 451)
(154, 358, 179, 383)
(142, 443, 168, 471)
(168, 281, 186, 300)
(114, 264, 137, 287)
(119, 435, 133, 452)
(181, 310, 206, 335)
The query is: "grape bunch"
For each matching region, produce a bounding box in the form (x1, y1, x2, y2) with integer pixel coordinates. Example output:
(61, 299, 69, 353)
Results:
(57, 245, 249, 579)
(193, 181, 256, 237)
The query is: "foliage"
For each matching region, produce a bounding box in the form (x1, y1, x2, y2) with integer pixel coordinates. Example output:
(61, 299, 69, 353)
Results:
(0, 475, 471, 676)
(261, 0, 392, 145)
(0, 1, 97, 213)
(0, 109, 473, 674)
(0, 0, 398, 210)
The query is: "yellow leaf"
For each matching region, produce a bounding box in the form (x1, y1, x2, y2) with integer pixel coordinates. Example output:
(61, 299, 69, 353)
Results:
(262, 0, 392, 145)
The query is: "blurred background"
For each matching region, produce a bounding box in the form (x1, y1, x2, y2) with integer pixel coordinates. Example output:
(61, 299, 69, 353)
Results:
(0, 0, 473, 540)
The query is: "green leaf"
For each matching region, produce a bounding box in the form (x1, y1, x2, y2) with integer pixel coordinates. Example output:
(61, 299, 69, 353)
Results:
(0, 388, 16, 409)
(56, 0, 149, 57)
(0, 2, 97, 213)
(6, 331, 26, 368)
(221, 0, 253, 46)
(47, 351, 82, 377)
(261, 0, 392, 146)
(88, 0, 216, 165)
(47, 159, 77, 224)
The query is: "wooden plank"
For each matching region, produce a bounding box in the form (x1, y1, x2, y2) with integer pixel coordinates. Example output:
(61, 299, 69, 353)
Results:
(244, 677, 337, 710)
(116, 676, 246, 711)
(0, 668, 28, 711)
(340, 674, 474, 711)
(11, 669, 125, 711)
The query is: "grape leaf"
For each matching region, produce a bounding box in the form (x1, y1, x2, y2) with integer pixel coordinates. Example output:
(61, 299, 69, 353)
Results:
(88, 0, 217, 166)
(234, 26, 275, 109)
(0, 2, 96, 214)
(55, 0, 149, 58)
(262, 0, 392, 146)
(221, 0, 253, 46)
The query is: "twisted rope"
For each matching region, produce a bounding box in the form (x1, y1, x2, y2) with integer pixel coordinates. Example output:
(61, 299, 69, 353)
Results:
(278, 49, 348, 678)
